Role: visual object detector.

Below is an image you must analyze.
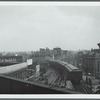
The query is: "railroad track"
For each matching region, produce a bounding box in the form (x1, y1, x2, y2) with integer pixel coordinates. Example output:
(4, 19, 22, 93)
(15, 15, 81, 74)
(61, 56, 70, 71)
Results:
(72, 81, 92, 94)
(42, 68, 61, 86)
(49, 67, 65, 87)
(80, 81, 92, 94)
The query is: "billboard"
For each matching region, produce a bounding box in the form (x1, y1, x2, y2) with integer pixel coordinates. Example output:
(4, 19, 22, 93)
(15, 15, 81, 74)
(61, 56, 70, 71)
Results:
(27, 59, 32, 65)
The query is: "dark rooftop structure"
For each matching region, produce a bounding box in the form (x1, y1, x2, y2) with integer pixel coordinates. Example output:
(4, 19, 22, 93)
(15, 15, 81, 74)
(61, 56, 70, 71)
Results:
(91, 43, 100, 53)
(97, 43, 100, 49)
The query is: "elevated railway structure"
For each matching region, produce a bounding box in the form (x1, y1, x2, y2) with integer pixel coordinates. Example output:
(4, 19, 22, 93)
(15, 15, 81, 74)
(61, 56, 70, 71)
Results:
(47, 60, 92, 93)
(0, 59, 92, 94)
(48, 60, 82, 83)
(0, 65, 81, 94)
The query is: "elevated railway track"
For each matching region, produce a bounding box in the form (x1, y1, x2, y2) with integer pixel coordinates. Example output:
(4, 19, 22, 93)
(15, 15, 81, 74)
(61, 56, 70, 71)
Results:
(71, 80, 92, 94)
(0, 59, 93, 94)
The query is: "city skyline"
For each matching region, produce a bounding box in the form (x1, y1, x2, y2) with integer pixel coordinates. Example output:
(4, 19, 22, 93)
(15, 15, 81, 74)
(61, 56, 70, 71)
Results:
(0, 3, 100, 51)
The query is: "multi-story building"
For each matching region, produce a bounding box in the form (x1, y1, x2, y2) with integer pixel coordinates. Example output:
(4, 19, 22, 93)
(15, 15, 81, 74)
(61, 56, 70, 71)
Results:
(40, 48, 45, 55)
(62, 50, 68, 58)
(53, 47, 62, 60)
(32, 54, 45, 63)
(53, 47, 62, 56)
(82, 43, 100, 78)
(61, 50, 68, 61)
(82, 52, 95, 75)
(45, 47, 51, 55)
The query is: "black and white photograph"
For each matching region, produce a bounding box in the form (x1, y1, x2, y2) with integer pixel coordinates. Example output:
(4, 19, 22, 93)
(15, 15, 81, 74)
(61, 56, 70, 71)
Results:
(0, 2, 100, 94)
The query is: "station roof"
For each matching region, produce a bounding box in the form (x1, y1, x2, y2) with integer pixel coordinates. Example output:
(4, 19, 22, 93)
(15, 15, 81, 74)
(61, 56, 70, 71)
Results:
(58, 61, 79, 71)
(66, 63, 79, 71)
(0, 62, 27, 74)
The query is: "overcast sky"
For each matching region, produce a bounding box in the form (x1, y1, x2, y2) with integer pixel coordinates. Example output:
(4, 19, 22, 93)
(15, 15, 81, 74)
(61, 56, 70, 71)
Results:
(0, 4, 100, 51)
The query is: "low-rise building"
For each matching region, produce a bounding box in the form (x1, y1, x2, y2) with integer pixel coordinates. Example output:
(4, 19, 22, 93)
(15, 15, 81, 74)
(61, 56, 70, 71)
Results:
(0, 56, 23, 63)
(0, 55, 23, 66)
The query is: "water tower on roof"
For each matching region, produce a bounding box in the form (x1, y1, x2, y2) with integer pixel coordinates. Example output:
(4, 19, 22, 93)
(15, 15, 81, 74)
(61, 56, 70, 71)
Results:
(97, 43, 100, 49)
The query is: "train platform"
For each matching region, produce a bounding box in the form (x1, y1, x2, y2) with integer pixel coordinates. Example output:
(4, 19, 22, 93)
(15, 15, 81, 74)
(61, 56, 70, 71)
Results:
(83, 75, 100, 85)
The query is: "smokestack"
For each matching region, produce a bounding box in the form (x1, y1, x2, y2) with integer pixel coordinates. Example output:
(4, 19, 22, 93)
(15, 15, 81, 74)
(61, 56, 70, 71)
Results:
(97, 43, 100, 49)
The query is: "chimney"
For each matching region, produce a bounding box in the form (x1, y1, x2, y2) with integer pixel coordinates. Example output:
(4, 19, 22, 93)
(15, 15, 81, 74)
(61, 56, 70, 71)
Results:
(97, 43, 100, 49)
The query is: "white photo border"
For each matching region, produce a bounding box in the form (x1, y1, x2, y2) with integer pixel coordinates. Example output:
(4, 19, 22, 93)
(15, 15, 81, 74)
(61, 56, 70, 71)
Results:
(0, 1, 100, 99)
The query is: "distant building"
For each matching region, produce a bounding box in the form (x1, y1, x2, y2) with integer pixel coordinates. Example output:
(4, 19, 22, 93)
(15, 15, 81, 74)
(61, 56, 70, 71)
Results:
(45, 47, 51, 55)
(32, 54, 45, 63)
(21, 53, 30, 62)
(62, 50, 68, 58)
(53, 47, 62, 60)
(91, 43, 100, 53)
(53, 47, 62, 56)
(82, 43, 100, 78)
(76, 51, 84, 69)
(45, 55, 53, 60)
(39, 47, 51, 56)
(40, 48, 45, 55)
(82, 52, 95, 76)
(61, 50, 68, 62)
(0, 55, 23, 66)
(0, 56, 23, 63)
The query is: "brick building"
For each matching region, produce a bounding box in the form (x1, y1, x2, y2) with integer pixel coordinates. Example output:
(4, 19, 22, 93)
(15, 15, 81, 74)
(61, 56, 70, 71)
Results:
(82, 43, 100, 78)
(53, 47, 62, 60)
